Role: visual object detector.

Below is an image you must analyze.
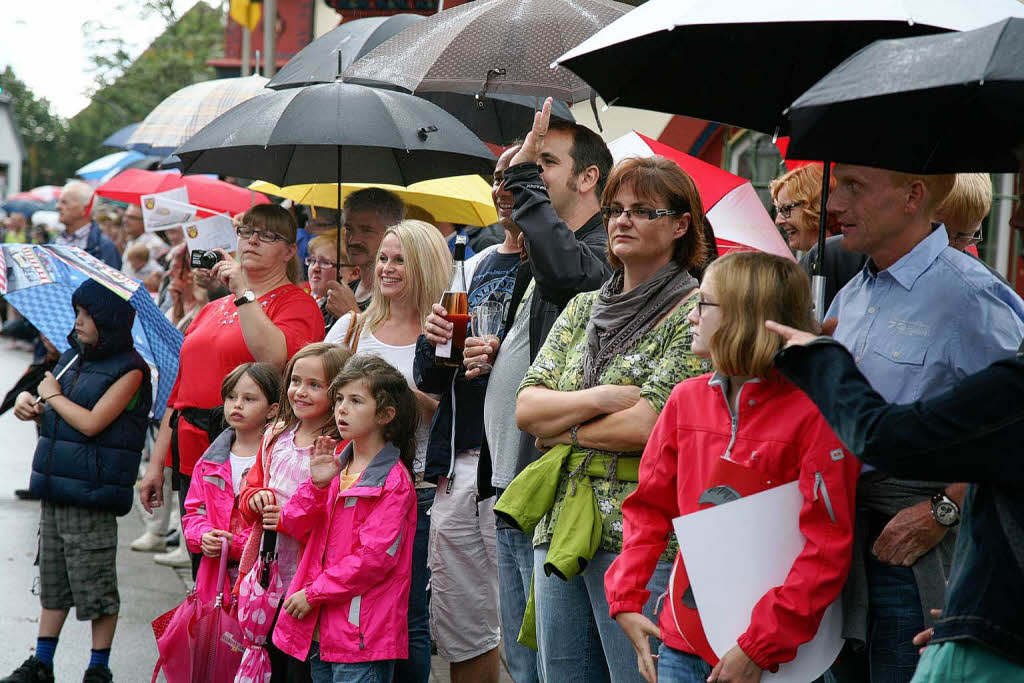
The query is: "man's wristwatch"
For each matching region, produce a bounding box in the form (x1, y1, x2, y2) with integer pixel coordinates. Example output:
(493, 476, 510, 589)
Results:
(930, 492, 960, 527)
(234, 290, 257, 307)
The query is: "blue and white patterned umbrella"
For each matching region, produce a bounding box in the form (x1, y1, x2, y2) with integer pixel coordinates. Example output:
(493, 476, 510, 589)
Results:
(75, 150, 147, 181)
(0, 244, 182, 418)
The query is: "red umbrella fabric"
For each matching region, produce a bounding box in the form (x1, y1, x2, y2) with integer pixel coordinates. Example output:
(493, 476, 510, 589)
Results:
(95, 169, 271, 216)
(608, 131, 794, 260)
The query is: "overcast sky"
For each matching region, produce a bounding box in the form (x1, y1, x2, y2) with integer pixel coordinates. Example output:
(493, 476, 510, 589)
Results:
(1, 0, 211, 119)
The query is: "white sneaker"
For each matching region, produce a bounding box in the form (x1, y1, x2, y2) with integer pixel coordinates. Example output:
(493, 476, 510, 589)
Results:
(130, 531, 167, 552)
(153, 544, 192, 568)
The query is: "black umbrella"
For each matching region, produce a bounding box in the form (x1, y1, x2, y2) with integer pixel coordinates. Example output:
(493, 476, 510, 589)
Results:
(786, 17, 1024, 174)
(174, 82, 496, 267)
(174, 82, 495, 186)
(267, 13, 573, 144)
(554, 0, 1024, 318)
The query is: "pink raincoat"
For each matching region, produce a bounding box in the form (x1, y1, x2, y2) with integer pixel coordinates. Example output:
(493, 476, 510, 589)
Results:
(183, 429, 255, 602)
(271, 442, 416, 664)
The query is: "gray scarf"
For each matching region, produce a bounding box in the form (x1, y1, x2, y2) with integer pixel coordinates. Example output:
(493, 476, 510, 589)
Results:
(581, 261, 697, 390)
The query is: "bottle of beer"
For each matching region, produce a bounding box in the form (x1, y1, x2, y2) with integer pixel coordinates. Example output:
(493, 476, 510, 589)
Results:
(435, 235, 470, 367)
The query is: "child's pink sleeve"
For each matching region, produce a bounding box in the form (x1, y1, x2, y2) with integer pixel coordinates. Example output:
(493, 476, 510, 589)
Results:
(181, 472, 214, 555)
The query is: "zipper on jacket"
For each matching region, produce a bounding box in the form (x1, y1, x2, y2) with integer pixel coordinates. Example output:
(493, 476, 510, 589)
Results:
(813, 472, 837, 523)
(712, 377, 744, 461)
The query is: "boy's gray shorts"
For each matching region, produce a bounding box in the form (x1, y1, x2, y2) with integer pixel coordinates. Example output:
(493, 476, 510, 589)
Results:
(38, 501, 119, 621)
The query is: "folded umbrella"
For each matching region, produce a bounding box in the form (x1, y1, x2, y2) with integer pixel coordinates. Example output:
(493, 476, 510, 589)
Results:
(0, 244, 182, 418)
(343, 0, 631, 104)
(126, 75, 269, 157)
(786, 17, 1024, 174)
(234, 531, 283, 683)
(95, 169, 271, 216)
(608, 131, 793, 260)
(250, 175, 499, 227)
(269, 12, 573, 144)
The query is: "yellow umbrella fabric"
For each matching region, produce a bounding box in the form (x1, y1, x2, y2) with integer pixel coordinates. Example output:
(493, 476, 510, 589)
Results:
(249, 176, 498, 227)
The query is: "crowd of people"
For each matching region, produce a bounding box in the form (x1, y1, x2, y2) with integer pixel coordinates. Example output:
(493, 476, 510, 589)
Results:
(1, 96, 1023, 683)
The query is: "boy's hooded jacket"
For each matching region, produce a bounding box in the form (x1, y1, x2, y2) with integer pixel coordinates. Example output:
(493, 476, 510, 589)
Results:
(31, 279, 152, 515)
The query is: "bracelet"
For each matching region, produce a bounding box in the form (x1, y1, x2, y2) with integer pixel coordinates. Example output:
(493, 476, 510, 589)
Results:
(570, 424, 581, 448)
(42, 393, 60, 402)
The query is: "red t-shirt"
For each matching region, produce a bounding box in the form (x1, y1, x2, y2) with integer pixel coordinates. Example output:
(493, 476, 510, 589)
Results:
(166, 284, 325, 476)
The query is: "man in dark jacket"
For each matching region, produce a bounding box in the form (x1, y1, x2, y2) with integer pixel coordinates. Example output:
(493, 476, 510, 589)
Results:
(425, 99, 612, 683)
(53, 181, 121, 270)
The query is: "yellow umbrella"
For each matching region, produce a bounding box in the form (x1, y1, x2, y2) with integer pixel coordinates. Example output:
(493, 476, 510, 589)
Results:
(249, 175, 498, 226)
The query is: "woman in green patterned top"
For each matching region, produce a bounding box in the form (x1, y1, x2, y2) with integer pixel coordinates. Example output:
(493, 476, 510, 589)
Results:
(494, 156, 712, 683)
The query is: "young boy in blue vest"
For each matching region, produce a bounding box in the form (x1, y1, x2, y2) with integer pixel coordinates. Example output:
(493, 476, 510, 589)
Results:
(3, 280, 152, 683)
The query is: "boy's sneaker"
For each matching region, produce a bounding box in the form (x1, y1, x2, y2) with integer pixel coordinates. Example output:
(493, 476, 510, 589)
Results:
(0, 656, 54, 683)
(82, 666, 112, 683)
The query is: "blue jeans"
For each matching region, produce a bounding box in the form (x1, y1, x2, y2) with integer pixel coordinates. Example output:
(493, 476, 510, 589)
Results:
(657, 644, 712, 683)
(534, 546, 671, 683)
(394, 487, 434, 683)
(867, 559, 924, 683)
(309, 642, 394, 683)
(496, 526, 541, 683)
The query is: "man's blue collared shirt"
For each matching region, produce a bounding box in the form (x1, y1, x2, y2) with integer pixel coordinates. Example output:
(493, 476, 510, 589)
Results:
(827, 226, 1024, 407)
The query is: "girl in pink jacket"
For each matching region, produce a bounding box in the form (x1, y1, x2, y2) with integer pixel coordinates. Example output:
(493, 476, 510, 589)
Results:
(264, 354, 418, 683)
(182, 362, 281, 601)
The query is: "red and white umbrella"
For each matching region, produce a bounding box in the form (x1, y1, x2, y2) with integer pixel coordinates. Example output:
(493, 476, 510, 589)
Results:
(608, 132, 793, 260)
(27, 186, 63, 203)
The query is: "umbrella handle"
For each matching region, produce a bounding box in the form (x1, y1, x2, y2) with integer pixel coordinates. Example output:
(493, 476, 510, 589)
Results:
(217, 537, 232, 609)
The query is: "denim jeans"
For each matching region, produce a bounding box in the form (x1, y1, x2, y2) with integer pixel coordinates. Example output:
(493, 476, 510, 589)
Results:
(534, 546, 671, 683)
(308, 642, 394, 683)
(394, 487, 434, 683)
(496, 527, 541, 683)
(867, 560, 924, 683)
(656, 644, 712, 683)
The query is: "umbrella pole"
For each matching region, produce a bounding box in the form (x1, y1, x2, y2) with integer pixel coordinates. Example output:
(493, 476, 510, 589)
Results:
(336, 146, 343, 283)
(811, 160, 831, 323)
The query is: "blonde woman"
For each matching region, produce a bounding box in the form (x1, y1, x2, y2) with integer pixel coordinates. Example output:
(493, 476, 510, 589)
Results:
(770, 164, 836, 253)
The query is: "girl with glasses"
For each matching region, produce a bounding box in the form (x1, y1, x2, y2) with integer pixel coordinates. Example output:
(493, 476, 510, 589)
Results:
(607, 251, 860, 683)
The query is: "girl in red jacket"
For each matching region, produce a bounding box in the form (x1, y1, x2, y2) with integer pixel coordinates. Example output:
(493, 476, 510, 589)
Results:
(606, 252, 861, 683)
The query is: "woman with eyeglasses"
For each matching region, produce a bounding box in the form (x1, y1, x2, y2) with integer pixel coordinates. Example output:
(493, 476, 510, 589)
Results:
(606, 251, 860, 683)
(305, 229, 360, 333)
(770, 164, 838, 254)
(138, 204, 325, 580)
(495, 156, 710, 682)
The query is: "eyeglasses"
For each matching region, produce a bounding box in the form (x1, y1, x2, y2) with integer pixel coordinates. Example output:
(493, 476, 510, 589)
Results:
(774, 201, 806, 219)
(304, 257, 354, 269)
(696, 298, 720, 317)
(600, 206, 678, 221)
(236, 225, 292, 244)
(952, 227, 983, 248)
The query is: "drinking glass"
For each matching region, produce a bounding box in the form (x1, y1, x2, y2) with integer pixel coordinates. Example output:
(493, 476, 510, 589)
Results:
(468, 300, 504, 373)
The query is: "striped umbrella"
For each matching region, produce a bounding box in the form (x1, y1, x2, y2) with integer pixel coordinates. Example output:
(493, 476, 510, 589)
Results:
(125, 76, 269, 156)
(608, 131, 794, 260)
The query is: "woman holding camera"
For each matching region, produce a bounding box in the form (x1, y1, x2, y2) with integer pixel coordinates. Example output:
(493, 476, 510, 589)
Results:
(138, 204, 324, 574)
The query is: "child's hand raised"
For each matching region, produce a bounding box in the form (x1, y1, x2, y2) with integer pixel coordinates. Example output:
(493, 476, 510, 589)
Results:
(262, 504, 281, 530)
(283, 589, 313, 619)
(310, 437, 340, 489)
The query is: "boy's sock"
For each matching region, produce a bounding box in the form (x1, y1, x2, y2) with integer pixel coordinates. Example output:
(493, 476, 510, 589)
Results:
(88, 648, 110, 670)
(35, 637, 58, 667)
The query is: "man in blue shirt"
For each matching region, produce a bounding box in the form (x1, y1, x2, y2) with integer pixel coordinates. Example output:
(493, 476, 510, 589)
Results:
(825, 164, 1024, 683)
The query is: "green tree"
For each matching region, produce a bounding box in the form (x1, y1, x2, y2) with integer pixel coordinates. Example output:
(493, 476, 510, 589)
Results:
(66, 1, 224, 173)
(0, 66, 70, 188)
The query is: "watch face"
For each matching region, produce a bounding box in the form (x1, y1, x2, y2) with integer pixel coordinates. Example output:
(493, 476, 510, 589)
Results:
(935, 501, 958, 525)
